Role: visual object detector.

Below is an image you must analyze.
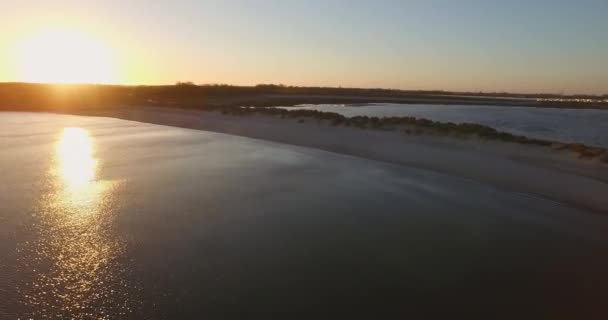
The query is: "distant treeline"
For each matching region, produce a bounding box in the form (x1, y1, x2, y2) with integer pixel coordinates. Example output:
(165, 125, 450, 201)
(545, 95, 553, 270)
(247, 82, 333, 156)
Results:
(0, 82, 606, 112)
(176, 83, 607, 99)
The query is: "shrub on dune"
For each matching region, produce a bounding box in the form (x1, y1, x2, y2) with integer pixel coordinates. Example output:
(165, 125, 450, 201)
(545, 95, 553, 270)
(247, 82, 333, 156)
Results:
(202, 105, 604, 159)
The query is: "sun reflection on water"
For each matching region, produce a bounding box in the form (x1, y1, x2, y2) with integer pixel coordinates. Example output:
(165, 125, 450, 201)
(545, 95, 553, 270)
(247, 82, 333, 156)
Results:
(56, 127, 97, 189)
(19, 127, 135, 318)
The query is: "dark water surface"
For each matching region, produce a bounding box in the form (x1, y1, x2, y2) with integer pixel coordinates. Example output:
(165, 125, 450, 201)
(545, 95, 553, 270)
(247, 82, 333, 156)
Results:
(1, 112, 608, 318)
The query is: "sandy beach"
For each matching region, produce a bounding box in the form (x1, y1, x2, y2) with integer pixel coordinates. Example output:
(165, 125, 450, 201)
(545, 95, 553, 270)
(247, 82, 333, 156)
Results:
(84, 106, 608, 214)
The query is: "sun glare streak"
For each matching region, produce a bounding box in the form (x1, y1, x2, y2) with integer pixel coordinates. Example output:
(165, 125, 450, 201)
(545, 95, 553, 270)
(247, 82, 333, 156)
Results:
(16, 28, 116, 84)
(56, 127, 97, 188)
(17, 127, 134, 318)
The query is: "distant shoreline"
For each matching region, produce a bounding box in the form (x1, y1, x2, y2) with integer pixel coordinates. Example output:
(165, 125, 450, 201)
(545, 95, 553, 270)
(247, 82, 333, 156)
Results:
(1, 82, 607, 111)
(235, 94, 608, 110)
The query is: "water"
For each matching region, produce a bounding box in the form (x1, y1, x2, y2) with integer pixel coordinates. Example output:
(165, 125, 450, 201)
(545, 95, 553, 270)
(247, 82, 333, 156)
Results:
(1, 112, 608, 318)
(285, 103, 608, 147)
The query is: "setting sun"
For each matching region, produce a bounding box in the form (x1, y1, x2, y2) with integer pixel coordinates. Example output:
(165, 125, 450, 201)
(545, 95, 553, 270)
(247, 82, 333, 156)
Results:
(15, 29, 116, 84)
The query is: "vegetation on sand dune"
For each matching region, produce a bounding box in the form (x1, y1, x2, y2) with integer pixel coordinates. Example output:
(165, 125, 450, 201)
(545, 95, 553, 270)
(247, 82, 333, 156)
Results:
(213, 106, 607, 160)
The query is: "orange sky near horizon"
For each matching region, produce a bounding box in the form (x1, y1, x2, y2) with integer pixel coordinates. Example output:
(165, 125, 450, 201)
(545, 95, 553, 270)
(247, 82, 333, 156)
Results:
(0, 1, 607, 95)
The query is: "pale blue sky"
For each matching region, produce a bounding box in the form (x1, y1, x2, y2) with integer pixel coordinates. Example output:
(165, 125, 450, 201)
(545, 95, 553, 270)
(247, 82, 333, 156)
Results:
(1, 0, 607, 93)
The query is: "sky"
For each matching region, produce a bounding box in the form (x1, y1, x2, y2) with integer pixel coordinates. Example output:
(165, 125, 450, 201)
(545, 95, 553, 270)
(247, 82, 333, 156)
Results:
(0, 0, 607, 94)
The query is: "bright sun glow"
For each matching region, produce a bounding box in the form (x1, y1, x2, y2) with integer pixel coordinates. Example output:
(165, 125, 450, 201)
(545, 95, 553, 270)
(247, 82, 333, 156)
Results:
(56, 127, 97, 188)
(16, 29, 116, 84)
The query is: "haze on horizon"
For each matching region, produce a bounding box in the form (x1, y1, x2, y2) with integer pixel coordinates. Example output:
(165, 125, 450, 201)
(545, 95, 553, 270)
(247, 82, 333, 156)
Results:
(0, 0, 607, 95)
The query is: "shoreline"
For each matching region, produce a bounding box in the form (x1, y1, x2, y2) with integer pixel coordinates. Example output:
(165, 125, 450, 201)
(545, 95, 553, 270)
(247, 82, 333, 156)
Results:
(1, 82, 607, 112)
(77, 106, 608, 214)
(251, 94, 608, 110)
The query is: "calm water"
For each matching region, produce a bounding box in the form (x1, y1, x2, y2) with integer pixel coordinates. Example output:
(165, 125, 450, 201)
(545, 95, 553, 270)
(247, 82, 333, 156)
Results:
(285, 103, 608, 147)
(1, 112, 608, 318)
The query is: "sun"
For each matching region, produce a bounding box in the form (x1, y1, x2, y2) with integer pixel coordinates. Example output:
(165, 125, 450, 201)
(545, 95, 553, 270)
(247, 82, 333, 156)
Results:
(16, 28, 116, 84)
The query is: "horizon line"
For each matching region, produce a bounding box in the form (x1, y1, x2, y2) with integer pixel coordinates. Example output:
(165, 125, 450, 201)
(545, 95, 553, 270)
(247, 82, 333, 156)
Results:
(1, 81, 606, 97)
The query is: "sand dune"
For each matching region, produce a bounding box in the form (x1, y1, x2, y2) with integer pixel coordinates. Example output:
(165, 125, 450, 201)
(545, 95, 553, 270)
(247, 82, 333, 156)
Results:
(84, 106, 608, 214)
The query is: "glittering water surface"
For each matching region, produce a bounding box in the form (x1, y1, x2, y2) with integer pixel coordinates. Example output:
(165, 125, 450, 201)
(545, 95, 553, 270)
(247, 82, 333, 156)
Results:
(285, 103, 608, 147)
(14, 127, 132, 318)
(1, 112, 608, 318)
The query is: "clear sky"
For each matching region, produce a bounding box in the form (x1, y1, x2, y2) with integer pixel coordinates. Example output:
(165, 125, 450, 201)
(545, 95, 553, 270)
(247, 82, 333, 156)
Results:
(1, 0, 607, 94)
